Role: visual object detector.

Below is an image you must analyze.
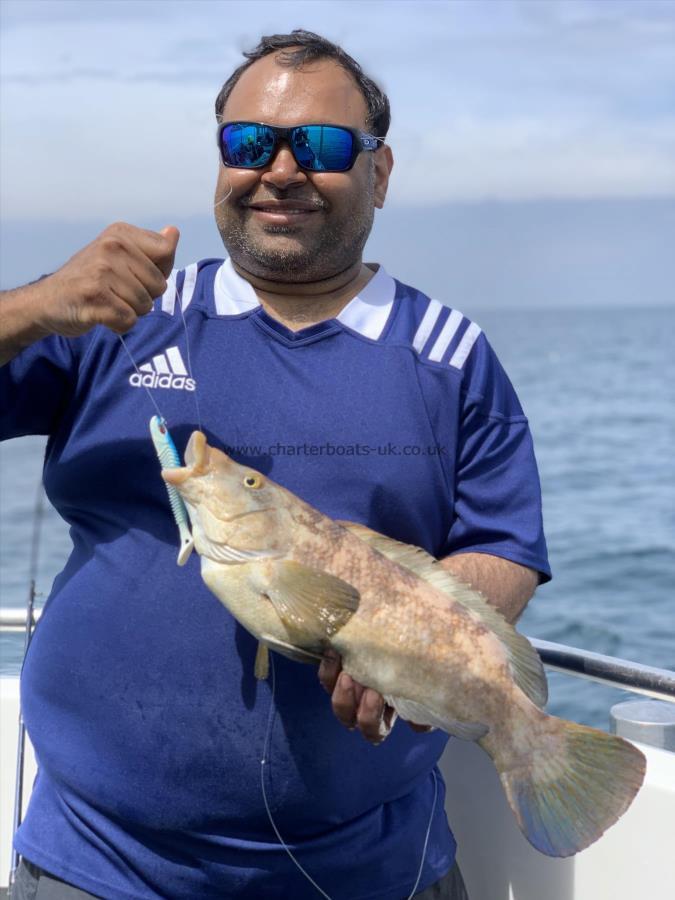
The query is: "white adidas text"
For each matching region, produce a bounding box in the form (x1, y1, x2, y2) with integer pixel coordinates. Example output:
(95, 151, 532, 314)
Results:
(128, 346, 196, 391)
(129, 372, 196, 391)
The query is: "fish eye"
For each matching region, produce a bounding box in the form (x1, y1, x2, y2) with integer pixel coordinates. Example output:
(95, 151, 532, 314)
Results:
(243, 473, 263, 489)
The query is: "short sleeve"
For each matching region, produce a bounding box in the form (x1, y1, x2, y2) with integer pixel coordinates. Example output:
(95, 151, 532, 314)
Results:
(443, 333, 551, 583)
(0, 334, 83, 439)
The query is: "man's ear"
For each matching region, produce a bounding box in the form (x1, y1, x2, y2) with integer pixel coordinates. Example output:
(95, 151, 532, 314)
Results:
(373, 144, 394, 209)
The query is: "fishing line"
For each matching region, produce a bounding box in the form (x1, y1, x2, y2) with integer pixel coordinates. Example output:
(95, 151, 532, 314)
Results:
(115, 170, 235, 556)
(117, 333, 165, 422)
(117, 260, 204, 431)
(133, 166, 441, 894)
(406, 768, 438, 899)
(163, 167, 232, 431)
(177, 299, 202, 433)
(261, 654, 334, 900)
(214, 162, 233, 208)
(118, 270, 201, 565)
(261, 654, 439, 900)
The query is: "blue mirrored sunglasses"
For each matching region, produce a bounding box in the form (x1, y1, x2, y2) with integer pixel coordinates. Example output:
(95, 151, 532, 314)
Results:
(217, 121, 382, 173)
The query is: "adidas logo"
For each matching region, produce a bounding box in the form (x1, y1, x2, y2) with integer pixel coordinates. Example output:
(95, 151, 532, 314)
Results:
(129, 346, 196, 391)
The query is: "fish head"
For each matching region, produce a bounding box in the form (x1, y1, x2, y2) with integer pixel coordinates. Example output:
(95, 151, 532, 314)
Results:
(162, 431, 292, 562)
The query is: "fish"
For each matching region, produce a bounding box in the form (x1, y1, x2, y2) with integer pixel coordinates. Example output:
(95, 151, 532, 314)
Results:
(163, 431, 646, 858)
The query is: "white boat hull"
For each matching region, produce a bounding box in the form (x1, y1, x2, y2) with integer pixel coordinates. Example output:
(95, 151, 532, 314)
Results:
(2, 677, 674, 898)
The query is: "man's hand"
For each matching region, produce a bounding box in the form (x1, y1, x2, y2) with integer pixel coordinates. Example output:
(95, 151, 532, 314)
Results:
(318, 650, 432, 745)
(36, 222, 180, 337)
(0, 222, 180, 366)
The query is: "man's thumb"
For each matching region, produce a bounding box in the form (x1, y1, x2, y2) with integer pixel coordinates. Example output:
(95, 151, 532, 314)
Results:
(156, 225, 180, 276)
(160, 225, 180, 248)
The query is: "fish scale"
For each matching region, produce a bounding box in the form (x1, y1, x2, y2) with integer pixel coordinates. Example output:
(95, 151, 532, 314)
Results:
(163, 430, 647, 859)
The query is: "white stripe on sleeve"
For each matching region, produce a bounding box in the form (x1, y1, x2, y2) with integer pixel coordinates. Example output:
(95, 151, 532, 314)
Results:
(427, 309, 463, 362)
(449, 322, 482, 369)
(161, 270, 178, 315)
(412, 299, 443, 353)
(181, 263, 198, 311)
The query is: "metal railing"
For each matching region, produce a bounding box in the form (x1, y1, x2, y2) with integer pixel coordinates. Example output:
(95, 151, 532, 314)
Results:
(0, 609, 42, 631)
(530, 638, 675, 704)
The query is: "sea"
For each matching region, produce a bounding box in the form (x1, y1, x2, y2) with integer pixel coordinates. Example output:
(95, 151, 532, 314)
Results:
(1, 306, 673, 729)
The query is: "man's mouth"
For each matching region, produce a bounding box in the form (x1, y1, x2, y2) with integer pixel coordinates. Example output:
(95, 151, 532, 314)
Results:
(245, 199, 324, 225)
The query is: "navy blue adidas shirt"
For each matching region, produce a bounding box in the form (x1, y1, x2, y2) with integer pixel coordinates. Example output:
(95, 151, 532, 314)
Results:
(1, 259, 550, 899)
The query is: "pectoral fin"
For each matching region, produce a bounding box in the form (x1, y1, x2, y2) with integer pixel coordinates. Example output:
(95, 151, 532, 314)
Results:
(265, 561, 359, 644)
(254, 642, 270, 680)
(258, 633, 323, 666)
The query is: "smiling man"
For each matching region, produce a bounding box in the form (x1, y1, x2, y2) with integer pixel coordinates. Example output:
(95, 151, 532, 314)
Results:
(212, 49, 390, 306)
(1, 30, 549, 900)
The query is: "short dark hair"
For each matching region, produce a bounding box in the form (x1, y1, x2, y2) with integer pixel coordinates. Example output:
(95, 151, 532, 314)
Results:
(214, 29, 391, 138)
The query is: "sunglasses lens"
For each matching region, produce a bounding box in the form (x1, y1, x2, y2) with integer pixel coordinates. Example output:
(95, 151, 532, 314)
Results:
(220, 123, 274, 167)
(293, 126, 354, 171)
(220, 123, 357, 171)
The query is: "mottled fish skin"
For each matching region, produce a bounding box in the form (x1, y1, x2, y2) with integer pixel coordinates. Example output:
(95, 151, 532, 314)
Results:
(166, 433, 516, 728)
(162, 431, 646, 859)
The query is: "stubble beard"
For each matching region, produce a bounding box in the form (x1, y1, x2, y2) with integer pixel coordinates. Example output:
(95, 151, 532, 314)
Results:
(219, 213, 373, 283)
(215, 177, 376, 283)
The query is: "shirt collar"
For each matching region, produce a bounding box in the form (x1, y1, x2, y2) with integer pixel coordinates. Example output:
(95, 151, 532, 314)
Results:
(213, 258, 260, 315)
(213, 258, 396, 340)
(335, 264, 397, 340)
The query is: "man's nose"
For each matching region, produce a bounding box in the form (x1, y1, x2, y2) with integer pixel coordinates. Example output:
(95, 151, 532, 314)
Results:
(260, 143, 308, 190)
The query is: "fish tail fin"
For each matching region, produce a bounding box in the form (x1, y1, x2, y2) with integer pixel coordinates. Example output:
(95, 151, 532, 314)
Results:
(496, 717, 645, 857)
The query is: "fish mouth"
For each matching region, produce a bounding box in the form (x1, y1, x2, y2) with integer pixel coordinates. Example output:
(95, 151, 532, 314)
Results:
(162, 431, 209, 487)
(185, 431, 209, 471)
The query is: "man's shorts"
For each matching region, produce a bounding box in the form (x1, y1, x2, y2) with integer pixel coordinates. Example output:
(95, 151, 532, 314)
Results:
(12, 857, 469, 899)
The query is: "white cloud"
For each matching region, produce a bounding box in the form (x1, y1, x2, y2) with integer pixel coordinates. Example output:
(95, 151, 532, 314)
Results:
(1, 0, 674, 219)
(388, 118, 675, 204)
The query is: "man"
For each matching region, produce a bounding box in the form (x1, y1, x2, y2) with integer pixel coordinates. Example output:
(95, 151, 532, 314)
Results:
(0, 30, 550, 900)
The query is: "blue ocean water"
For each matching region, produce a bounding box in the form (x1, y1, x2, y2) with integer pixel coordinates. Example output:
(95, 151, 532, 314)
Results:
(1, 306, 673, 729)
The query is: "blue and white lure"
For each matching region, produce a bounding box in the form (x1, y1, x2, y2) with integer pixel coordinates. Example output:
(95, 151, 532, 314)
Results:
(149, 415, 194, 566)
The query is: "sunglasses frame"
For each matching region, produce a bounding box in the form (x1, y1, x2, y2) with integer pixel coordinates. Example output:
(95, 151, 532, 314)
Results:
(217, 121, 383, 173)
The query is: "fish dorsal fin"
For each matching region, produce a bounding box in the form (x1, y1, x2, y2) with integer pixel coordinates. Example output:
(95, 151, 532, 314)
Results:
(338, 521, 437, 574)
(265, 560, 360, 645)
(338, 521, 547, 709)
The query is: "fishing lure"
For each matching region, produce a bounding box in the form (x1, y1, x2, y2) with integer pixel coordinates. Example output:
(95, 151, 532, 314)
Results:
(149, 415, 194, 565)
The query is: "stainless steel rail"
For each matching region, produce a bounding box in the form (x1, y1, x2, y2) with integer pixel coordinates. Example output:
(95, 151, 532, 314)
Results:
(530, 637, 675, 704)
(0, 609, 42, 631)
(2, 609, 674, 703)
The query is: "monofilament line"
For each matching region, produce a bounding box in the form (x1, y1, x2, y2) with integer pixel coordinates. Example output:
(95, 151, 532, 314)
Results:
(213, 177, 233, 208)
(261, 655, 334, 899)
(118, 334, 164, 421)
(403, 767, 438, 900)
(177, 294, 202, 433)
(261, 654, 439, 900)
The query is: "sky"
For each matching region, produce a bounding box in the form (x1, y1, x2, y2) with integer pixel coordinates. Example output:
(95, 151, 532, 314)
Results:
(1, 0, 674, 307)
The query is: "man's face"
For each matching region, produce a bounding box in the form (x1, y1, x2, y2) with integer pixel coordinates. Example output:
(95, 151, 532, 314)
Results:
(214, 53, 393, 283)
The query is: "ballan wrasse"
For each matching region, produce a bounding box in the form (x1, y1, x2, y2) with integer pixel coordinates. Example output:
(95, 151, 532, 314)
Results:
(163, 432, 646, 858)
